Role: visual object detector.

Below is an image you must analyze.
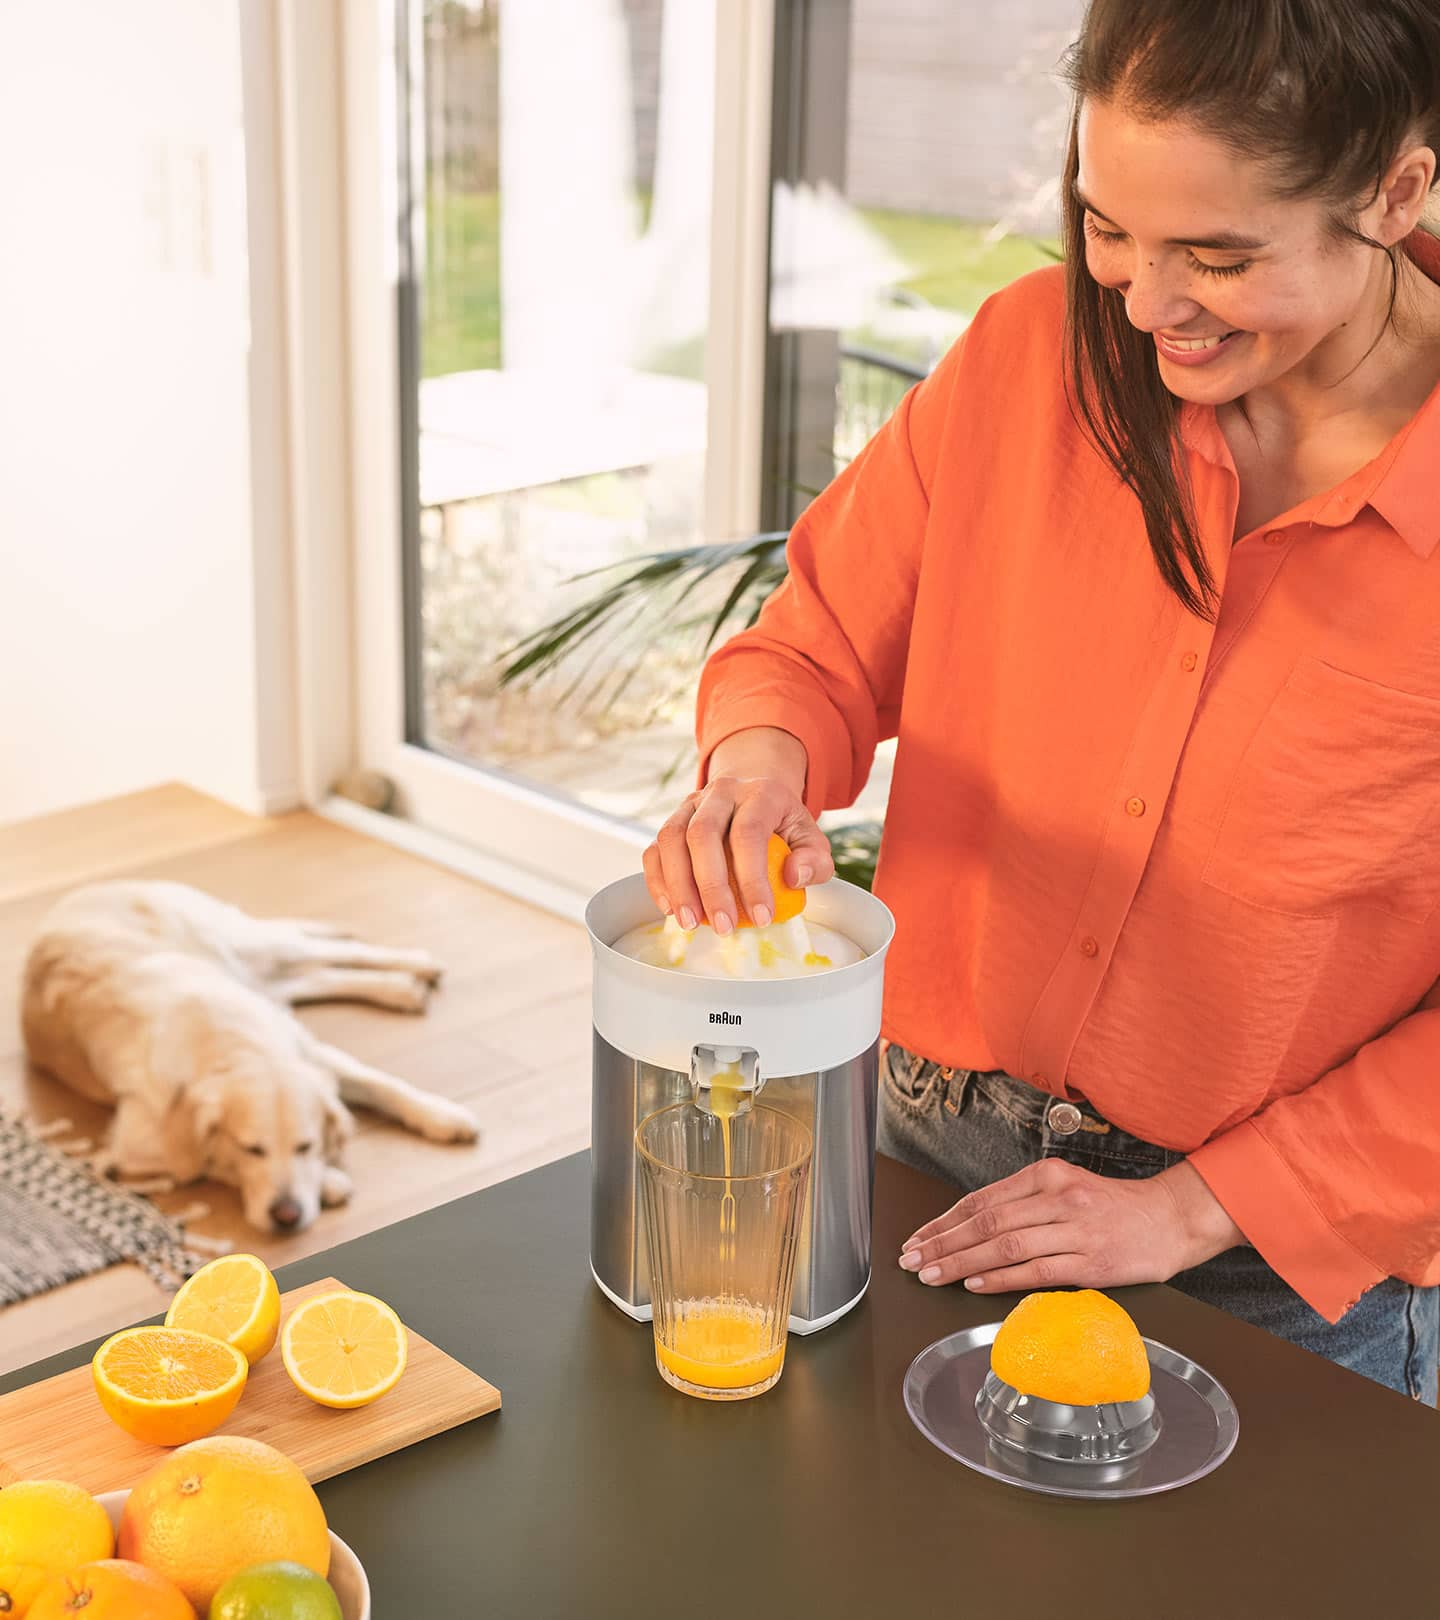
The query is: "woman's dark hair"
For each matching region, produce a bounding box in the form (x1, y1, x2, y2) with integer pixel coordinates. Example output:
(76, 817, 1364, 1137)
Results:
(1061, 0, 1440, 617)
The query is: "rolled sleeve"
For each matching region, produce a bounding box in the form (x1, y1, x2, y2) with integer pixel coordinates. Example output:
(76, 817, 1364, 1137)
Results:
(696, 680, 853, 821)
(1187, 1120, 1385, 1323)
(1188, 999, 1440, 1323)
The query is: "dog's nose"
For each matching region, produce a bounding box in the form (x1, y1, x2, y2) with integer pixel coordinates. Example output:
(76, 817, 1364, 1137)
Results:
(269, 1195, 303, 1230)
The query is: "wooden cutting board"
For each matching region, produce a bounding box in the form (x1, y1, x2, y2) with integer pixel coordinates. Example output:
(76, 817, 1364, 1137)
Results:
(0, 1277, 501, 1493)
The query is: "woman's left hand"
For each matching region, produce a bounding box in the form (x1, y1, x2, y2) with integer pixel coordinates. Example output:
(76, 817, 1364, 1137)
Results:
(898, 1158, 1246, 1293)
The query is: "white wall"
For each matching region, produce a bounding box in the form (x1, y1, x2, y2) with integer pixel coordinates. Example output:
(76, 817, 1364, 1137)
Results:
(0, 1, 295, 825)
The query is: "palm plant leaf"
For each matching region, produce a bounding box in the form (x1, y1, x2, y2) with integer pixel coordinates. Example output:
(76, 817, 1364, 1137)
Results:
(823, 820, 883, 891)
(497, 533, 789, 693)
(703, 550, 784, 653)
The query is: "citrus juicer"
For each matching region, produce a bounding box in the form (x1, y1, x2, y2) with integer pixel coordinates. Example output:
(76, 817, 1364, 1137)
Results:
(586, 871, 895, 1334)
(903, 1323, 1240, 1499)
(974, 1373, 1163, 1468)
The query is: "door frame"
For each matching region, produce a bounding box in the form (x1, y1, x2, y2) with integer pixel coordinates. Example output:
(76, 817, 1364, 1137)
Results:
(287, 0, 781, 916)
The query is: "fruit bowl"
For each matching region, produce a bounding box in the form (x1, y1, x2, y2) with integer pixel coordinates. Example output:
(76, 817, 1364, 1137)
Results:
(95, 1491, 370, 1620)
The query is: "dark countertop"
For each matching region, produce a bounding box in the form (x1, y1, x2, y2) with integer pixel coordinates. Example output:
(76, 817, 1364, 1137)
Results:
(4, 1150, 1435, 1618)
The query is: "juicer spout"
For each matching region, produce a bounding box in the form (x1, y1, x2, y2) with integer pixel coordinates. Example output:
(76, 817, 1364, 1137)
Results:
(690, 1043, 762, 1115)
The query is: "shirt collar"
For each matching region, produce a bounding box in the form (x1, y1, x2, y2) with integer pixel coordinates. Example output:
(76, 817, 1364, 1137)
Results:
(1177, 228, 1440, 560)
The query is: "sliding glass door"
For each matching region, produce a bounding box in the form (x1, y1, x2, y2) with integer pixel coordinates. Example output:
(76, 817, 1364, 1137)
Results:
(343, 0, 1078, 905)
(401, 0, 726, 829)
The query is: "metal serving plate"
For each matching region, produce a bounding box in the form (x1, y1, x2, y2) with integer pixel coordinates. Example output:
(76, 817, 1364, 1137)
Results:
(903, 1321, 1239, 1499)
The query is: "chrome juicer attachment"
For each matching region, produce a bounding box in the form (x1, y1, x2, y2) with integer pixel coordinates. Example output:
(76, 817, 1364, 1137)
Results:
(975, 1370, 1163, 1472)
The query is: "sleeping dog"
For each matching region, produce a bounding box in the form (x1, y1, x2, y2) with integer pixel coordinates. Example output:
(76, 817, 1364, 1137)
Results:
(21, 880, 479, 1233)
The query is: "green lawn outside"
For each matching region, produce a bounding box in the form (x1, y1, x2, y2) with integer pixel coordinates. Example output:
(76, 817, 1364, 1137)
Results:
(860, 204, 1060, 318)
(423, 188, 502, 375)
(421, 188, 1059, 381)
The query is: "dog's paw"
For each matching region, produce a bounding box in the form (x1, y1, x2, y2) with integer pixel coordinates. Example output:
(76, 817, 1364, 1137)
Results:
(300, 919, 355, 939)
(321, 1166, 355, 1206)
(416, 1098, 480, 1144)
(409, 953, 444, 987)
(366, 973, 433, 1013)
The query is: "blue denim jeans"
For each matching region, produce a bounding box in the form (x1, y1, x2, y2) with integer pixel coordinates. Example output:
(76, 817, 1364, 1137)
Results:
(878, 1044, 1439, 1405)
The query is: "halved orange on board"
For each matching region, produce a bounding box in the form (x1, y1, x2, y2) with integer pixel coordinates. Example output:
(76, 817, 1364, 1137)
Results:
(92, 1327, 248, 1446)
(281, 1289, 408, 1409)
(702, 833, 808, 929)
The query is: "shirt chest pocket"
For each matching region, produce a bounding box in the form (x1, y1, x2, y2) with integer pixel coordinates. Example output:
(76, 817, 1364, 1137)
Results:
(1203, 659, 1440, 924)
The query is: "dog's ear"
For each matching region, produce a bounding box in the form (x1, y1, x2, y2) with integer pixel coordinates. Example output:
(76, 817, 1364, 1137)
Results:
(160, 1074, 225, 1182)
(190, 1081, 225, 1144)
(322, 1091, 355, 1161)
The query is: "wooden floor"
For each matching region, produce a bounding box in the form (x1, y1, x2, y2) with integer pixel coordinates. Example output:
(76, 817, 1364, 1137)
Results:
(0, 784, 592, 1376)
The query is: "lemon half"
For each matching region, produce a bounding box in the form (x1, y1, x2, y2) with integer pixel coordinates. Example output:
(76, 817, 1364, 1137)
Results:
(281, 1289, 408, 1409)
(166, 1253, 282, 1366)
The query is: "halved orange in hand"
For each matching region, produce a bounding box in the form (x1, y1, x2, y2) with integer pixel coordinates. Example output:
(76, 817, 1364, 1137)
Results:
(703, 833, 807, 928)
(92, 1327, 248, 1446)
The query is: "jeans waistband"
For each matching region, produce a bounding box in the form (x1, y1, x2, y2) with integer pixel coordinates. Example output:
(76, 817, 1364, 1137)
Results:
(974, 1069, 1115, 1134)
(928, 1062, 1179, 1171)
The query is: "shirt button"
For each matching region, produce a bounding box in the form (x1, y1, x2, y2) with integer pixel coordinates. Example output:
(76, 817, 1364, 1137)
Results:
(1030, 1072, 1048, 1088)
(1125, 796, 1147, 817)
(1181, 651, 1198, 672)
(1079, 935, 1099, 957)
(1047, 1102, 1083, 1136)
(1265, 529, 1286, 545)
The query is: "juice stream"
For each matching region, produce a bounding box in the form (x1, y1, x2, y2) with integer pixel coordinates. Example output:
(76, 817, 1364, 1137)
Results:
(711, 1063, 742, 1265)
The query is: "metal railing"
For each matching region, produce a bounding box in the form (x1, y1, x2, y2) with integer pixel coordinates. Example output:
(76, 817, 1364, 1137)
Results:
(835, 343, 931, 461)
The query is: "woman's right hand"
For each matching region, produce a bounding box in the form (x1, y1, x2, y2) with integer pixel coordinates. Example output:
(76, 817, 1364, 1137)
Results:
(642, 736, 835, 934)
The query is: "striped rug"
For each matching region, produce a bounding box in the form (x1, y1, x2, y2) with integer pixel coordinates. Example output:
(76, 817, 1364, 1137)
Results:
(0, 1112, 203, 1306)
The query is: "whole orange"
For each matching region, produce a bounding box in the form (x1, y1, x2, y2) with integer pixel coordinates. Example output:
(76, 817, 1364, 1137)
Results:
(989, 1288, 1151, 1406)
(117, 1436, 329, 1612)
(27, 1559, 195, 1620)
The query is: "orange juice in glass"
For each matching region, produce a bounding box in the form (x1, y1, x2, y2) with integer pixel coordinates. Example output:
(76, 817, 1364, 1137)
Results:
(636, 1097, 811, 1400)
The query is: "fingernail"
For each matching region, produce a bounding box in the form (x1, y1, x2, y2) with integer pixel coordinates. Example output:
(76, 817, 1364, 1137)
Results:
(657, 894, 672, 915)
(752, 903, 772, 927)
(964, 1277, 984, 1291)
(678, 906, 697, 931)
(796, 864, 813, 884)
(919, 1266, 943, 1285)
(899, 1251, 922, 1272)
(714, 911, 733, 935)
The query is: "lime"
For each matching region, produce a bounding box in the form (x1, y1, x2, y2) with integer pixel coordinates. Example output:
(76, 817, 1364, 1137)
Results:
(208, 1560, 343, 1620)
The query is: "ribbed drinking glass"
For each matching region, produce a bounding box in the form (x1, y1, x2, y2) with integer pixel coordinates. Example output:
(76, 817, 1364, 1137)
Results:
(636, 1102, 812, 1400)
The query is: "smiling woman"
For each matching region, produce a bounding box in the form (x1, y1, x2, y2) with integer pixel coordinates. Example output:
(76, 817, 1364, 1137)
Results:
(665, 0, 1440, 1406)
(1060, 0, 1440, 612)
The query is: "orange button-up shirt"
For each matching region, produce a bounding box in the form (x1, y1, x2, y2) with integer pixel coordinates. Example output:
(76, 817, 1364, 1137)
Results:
(697, 239, 1440, 1324)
